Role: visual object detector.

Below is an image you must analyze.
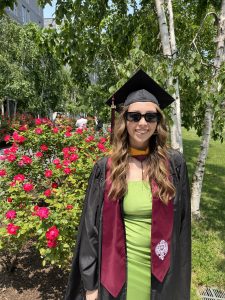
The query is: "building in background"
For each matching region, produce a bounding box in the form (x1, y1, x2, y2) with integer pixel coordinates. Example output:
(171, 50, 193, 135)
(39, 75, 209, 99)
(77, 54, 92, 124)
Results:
(44, 17, 56, 29)
(5, 0, 44, 27)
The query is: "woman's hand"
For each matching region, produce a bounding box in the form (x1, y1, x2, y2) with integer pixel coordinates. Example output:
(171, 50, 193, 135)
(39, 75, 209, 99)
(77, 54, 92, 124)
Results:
(86, 289, 98, 300)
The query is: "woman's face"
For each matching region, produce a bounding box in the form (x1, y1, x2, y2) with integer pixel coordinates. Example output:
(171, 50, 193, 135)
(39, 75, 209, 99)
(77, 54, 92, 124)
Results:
(126, 101, 158, 150)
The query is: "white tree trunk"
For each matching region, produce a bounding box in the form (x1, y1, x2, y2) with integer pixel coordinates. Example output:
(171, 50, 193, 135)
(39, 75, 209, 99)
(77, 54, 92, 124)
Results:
(191, 0, 225, 218)
(155, 0, 183, 152)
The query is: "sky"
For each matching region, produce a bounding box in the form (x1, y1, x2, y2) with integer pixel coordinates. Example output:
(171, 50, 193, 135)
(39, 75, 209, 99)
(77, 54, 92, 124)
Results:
(43, 0, 56, 18)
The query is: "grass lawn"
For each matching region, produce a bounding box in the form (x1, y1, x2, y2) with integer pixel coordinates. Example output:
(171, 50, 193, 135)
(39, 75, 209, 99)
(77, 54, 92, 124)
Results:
(182, 128, 225, 299)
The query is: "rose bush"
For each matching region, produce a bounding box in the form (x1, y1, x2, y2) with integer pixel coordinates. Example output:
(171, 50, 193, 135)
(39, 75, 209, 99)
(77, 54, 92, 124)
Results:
(0, 117, 110, 267)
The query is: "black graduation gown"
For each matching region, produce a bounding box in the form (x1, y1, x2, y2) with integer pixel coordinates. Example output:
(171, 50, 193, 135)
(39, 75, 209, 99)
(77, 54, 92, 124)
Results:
(65, 149, 191, 300)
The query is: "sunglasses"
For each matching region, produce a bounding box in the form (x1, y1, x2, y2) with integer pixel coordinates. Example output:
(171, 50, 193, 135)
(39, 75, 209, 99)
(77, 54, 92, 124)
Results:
(125, 111, 160, 123)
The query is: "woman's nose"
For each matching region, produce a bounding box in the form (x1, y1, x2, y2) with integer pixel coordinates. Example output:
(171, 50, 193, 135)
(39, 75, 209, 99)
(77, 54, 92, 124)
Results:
(138, 116, 148, 125)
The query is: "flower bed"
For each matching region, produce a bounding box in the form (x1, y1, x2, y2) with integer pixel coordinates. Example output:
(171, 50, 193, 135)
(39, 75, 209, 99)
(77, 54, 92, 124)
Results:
(0, 117, 110, 267)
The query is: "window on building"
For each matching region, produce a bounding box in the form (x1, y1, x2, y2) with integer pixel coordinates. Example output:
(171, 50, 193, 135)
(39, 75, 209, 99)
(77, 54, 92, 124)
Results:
(27, 10, 30, 22)
(22, 5, 26, 23)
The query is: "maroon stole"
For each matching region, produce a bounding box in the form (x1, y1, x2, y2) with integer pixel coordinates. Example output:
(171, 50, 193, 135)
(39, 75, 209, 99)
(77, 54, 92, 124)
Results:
(100, 157, 174, 298)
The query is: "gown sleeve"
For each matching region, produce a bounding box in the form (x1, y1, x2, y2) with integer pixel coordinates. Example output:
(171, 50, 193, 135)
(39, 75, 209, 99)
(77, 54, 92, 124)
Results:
(65, 162, 103, 300)
(179, 155, 191, 299)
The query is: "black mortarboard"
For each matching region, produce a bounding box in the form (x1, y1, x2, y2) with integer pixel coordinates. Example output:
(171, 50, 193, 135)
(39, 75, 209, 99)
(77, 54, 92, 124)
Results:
(106, 69, 175, 110)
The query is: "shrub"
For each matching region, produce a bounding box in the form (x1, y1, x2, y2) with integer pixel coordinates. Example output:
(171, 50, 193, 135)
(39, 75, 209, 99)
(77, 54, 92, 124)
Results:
(0, 117, 110, 267)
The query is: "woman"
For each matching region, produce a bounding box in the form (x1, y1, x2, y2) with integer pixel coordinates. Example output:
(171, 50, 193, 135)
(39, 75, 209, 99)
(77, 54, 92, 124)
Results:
(65, 70, 191, 300)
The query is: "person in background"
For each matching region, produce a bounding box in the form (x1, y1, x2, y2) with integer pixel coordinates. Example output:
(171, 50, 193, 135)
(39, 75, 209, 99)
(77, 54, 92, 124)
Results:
(76, 114, 87, 128)
(65, 69, 191, 300)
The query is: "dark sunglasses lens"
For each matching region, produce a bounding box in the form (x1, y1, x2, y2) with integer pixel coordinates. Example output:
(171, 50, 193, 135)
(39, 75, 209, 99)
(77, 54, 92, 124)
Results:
(145, 113, 159, 122)
(126, 112, 141, 122)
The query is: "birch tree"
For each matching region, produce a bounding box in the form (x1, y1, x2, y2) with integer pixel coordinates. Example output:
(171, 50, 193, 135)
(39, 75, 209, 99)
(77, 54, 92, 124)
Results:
(191, 0, 225, 218)
(155, 0, 183, 152)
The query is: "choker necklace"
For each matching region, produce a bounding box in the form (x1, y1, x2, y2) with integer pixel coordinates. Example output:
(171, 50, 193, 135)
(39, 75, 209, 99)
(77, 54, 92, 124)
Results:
(129, 147, 149, 180)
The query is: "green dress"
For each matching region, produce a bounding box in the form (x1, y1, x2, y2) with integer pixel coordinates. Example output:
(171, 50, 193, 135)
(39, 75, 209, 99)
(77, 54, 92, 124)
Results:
(123, 181, 152, 300)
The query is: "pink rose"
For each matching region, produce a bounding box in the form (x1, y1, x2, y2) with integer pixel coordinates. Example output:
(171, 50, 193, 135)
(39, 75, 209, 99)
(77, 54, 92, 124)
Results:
(63, 159, 70, 166)
(66, 126, 72, 132)
(35, 128, 43, 134)
(36, 207, 49, 219)
(46, 225, 59, 240)
(23, 183, 34, 192)
(9, 145, 18, 153)
(55, 164, 62, 169)
(7, 223, 20, 235)
(10, 181, 16, 187)
(5, 210, 17, 219)
(0, 169, 7, 176)
(44, 169, 53, 178)
(14, 174, 25, 182)
(0, 155, 6, 161)
(44, 189, 52, 197)
(62, 147, 70, 154)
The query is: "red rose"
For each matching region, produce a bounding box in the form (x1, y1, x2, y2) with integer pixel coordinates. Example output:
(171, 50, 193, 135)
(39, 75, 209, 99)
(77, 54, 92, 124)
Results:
(19, 125, 28, 131)
(6, 154, 17, 162)
(85, 135, 94, 142)
(35, 118, 42, 125)
(46, 225, 59, 240)
(7, 223, 20, 235)
(9, 181, 16, 187)
(9, 145, 18, 153)
(44, 189, 52, 197)
(47, 240, 57, 248)
(33, 205, 39, 211)
(0, 169, 7, 176)
(62, 147, 70, 154)
(63, 159, 70, 166)
(36, 207, 50, 219)
(65, 131, 72, 137)
(23, 183, 34, 192)
(99, 137, 107, 144)
(21, 155, 32, 164)
(35, 151, 43, 158)
(53, 158, 60, 165)
(76, 128, 83, 134)
(7, 197, 13, 203)
(44, 169, 53, 178)
(5, 210, 17, 219)
(97, 143, 106, 152)
(55, 164, 62, 169)
(66, 126, 72, 132)
(70, 154, 79, 162)
(4, 135, 11, 142)
(69, 146, 77, 152)
(63, 167, 71, 175)
(14, 174, 25, 181)
(40, 144, 48, 151)
(66, 204, 73, 210)
(52, 127, 59, 134)
(52, 182, 58, 188)
(35, 128, 43, 135)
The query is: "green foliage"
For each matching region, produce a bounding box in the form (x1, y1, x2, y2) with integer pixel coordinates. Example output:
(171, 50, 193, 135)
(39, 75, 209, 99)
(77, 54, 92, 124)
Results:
(0, 117, 110, 267)
(183, 128, 225, 294)
(0, 16, 74, 115)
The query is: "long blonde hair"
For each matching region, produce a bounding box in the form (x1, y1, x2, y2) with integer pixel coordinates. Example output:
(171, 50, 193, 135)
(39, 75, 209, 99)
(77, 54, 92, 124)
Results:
(108, 105, 175, 204)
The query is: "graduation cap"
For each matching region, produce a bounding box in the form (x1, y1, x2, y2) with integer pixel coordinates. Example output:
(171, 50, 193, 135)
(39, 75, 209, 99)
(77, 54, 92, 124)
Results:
(106, 69, 175, 141)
